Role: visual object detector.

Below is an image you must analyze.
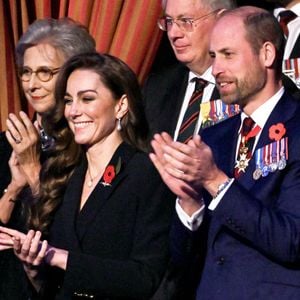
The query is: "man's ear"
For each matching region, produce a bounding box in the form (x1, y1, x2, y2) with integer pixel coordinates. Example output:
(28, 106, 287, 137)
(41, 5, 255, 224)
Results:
(260, 41, 276, 68)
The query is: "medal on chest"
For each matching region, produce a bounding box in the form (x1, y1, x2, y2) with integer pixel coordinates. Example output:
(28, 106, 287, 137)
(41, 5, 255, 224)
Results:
(235, 124, 261, 176)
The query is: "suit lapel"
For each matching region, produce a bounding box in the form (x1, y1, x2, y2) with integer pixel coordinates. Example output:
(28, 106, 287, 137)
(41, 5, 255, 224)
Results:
(210, 86, 220, 100)
(75, 143, 137, 241)
(202, 114, 241, 179)
(167, 68, 190, 134)
(237, 92, 298, 188)
(208, 94, 299, 243)
(61, 156, 86, 251)
(290, 35, 300, 59)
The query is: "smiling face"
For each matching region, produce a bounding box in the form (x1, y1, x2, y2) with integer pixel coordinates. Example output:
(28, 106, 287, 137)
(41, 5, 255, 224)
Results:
(22, 44, 65, 116)
(164, 0, 217, 74)
(64, 69, 126, 148)
(209, 15, 267, 109)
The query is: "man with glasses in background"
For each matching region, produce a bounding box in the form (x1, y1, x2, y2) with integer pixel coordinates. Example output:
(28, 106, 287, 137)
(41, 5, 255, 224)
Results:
(143, 0, 236, 143)
(143, 1, 235, 299)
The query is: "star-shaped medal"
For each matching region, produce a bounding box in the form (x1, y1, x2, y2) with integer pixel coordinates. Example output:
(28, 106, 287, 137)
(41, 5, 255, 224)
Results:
(235, 153, 250, 173)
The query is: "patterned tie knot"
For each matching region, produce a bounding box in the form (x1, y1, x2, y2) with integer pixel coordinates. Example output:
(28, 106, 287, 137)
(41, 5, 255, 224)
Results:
(279, 10, 297, 37)
(241, 117, 254, 137)
(194, 78, 208, 92)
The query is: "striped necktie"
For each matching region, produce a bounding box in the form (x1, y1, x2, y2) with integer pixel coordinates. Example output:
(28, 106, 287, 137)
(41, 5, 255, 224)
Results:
(177, 78, 207, 143)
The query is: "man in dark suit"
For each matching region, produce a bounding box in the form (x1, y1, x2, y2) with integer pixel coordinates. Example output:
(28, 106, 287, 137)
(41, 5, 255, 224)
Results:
(265, 0, 300, 93)
(144, 2, 236, 298)
(143, 0, 236, 139)
(150, 6, 300, 299)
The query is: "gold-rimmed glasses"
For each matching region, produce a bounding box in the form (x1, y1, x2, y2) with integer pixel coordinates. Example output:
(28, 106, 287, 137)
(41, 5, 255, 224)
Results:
(157, 9, 220, 32)
(19, 66, 60, 82)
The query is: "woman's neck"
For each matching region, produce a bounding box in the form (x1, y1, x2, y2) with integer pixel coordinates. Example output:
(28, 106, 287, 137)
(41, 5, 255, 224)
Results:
(85, 136, 123, 175)
(36, 113, 42, 127)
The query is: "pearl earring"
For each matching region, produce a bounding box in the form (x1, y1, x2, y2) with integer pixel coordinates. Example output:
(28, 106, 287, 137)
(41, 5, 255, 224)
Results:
(117, 118, 122, 131)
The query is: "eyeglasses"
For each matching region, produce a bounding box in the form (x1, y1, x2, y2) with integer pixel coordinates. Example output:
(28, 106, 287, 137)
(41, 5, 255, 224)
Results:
(157, 10, 219, 32)
(19, 66, 60, 82)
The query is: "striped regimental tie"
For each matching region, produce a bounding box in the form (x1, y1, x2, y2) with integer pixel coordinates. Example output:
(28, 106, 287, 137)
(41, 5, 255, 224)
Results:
(177, 78, 208, 144)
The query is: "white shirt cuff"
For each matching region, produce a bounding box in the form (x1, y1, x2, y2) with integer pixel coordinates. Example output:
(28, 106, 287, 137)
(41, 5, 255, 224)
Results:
(176, 198, 205, 231)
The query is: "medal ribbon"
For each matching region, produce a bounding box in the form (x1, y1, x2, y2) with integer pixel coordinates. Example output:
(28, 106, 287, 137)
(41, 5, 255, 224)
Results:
(242, 124, 261, 143)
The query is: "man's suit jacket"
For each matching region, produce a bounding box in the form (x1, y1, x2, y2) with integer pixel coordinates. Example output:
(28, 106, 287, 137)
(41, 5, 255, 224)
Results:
(42, 143, 175, 300)
(282, 31, 300, 98)
(172, 92, 300, 299)
(290, 34, 300, 59)
(142, 63, 220, 138)
(282, 14, 300, 98)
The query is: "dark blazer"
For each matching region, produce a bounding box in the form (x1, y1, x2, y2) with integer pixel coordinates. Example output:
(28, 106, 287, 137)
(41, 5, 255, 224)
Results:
(142, 63, 220, 138)
(0, 133, 31, 299)
(42, 143, 175, 300)
(172, 92, 300, 299)
(289, 29, 300, 59)
(0, 132, 12, 192)
(282, 16, 300, 98)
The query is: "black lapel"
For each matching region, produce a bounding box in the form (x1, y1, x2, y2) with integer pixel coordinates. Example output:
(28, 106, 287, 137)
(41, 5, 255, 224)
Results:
(60, 155, 86, 251)
(210, 86, 220, 100)
(167, 67, 190, 134)
(75, 143, 137, 241)
(290, 35, 300, 58)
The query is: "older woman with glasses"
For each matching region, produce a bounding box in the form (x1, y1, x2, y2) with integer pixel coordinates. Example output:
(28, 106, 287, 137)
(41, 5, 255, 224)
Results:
(0, 17, 96, 299)
(0, 18, 96, 225)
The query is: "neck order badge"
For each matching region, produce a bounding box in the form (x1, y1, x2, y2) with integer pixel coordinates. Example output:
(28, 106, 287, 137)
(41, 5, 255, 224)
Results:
(235, 117, 261, 177)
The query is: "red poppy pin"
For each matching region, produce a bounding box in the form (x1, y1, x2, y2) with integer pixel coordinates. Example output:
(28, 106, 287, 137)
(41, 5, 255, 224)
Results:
(100, 157, 122, 187)
(269, 123, 286, 141)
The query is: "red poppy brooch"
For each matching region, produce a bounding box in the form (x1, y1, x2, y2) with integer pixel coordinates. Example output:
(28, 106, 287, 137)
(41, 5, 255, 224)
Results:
(100, 157, 122, 187)
(269, 123, 286, 141)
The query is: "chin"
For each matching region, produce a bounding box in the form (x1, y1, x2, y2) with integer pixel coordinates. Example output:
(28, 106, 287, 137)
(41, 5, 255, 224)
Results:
(220, 94, 236, 105)
(32, 103, 55, 115)
(74, 136, 87, 145)
(174, 51, 191, 62)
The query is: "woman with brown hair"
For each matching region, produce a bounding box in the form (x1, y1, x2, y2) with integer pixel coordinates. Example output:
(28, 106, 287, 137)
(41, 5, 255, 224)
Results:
(0, 17, 96, 299)
(0, 53, 174, 299)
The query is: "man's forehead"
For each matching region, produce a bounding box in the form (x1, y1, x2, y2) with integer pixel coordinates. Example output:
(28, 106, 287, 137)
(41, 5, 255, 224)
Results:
(214, 14, 244, 35)
(210, 17, 246, 48)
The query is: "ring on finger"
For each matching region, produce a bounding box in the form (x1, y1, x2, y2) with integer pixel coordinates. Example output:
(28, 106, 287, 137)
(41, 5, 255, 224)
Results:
(14, 137, 22, 144)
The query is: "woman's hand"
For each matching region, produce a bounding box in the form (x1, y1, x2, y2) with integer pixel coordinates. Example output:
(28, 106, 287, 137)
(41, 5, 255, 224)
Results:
(0, 226, 26, 249)
(0, 227, 48, 291)
(8, 151, 28, 190)
(13, 230, 48, 269)
(0, 232, 15, 250)
(0, 152, 28, 223)
(6, 111, 41, 193)
(0, 226, 68, 270)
